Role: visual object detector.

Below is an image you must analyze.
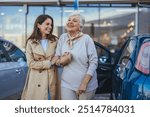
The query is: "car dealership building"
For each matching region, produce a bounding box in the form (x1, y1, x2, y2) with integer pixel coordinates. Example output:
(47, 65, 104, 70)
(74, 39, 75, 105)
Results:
(0, 0, 150, 51)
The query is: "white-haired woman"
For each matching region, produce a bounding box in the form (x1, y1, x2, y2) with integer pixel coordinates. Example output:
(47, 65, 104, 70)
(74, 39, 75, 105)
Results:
(53, 12, 98, 100)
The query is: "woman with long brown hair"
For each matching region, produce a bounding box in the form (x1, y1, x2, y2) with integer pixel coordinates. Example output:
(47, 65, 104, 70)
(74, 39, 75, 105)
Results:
(21, 14, 59, 100)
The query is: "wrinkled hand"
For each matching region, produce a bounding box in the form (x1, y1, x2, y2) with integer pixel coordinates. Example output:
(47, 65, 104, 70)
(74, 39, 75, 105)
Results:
(51, 56, 60, 65)
(76, 83, 87, 97)
(55, 52, 72, 66)
(59, 52, 72, 66)
(76, 74, 92, 96)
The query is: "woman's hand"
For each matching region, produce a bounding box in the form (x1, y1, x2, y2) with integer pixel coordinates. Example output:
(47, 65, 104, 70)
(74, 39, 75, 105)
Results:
(59, 52, 72, 66)
(51, 56, 60, 65)
(76, 74, 92, 96)
(56, 58, 61, 66)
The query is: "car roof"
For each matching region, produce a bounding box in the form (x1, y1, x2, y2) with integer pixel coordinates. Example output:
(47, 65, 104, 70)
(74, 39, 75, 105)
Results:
(128, 34, 150, 51)
(0, 36, 21, 49)
(0, 37, 12, 44)
(131, 34, 150, 42)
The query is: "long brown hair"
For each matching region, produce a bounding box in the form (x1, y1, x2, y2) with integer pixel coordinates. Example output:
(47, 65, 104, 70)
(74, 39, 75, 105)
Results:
(26, 14, 57, 45)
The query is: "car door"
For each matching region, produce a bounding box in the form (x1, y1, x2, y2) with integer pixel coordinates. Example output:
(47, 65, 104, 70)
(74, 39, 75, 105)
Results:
(117, 36, 150, 100)
(94, 42, 114, 95)
(1, 40, 28, 99)
(0, 41, 19, 99)
(113, 39, 137, 99)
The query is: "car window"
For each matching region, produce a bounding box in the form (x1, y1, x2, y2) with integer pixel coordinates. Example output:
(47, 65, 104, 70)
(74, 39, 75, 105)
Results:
(118, 39, 136, 79)
(0, 44, 8, 62)
(2, 41, 26, 62)
(119, 39, 136, 65)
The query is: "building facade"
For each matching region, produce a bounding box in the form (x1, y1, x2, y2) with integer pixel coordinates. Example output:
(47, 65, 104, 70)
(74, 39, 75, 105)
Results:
(0, 0, 150, 51)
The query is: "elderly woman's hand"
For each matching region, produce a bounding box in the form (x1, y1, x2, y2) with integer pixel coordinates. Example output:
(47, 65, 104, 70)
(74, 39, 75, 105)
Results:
(76, 74, 92, 96)
(59, 52, 72, 66)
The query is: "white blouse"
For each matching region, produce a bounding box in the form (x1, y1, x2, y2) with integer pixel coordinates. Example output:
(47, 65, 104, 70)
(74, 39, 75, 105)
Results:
(40, 39, 52, 67)
(40, 39, 48, 52)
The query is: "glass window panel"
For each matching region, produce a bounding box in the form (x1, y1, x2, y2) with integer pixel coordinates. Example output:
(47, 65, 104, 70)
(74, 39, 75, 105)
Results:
(99, 7, 136, 53)
(0, 6, 25, 51)
(0, 4, 139, 55)
(27, 6, 43, 38)
(139, 7, 150, 34)
(111, 4, 132, 7)
(99, 4, 110, 7)
(88, 4, 99, 7)
(45, 7, 61, 37)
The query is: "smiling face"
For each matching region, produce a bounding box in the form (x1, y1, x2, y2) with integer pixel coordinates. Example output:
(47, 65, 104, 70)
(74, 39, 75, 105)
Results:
(65, 15, 81, 33)
(37, 18, 52, 38)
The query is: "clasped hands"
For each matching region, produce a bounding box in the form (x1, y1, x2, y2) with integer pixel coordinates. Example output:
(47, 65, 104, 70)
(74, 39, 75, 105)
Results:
(51, 55, 60, 66)
(51, 52, 72, 66)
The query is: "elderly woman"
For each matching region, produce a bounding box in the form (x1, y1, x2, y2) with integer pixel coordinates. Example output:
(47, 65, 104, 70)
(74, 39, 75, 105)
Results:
(54, 12, 98, 100)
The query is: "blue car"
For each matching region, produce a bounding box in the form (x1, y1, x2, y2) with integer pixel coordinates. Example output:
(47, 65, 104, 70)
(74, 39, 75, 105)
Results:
(0, 37, 28, 99)
(114, 34, 150, 100)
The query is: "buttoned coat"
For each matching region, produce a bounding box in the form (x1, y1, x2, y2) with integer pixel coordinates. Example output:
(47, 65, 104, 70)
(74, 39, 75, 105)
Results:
(21, 39, 60, 100)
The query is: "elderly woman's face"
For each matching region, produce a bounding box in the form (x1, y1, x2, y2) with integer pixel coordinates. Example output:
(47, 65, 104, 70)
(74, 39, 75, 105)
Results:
(66, 15, 80, 32)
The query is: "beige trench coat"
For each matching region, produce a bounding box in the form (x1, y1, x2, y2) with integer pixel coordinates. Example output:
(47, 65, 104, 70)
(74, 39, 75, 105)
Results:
(21, 39, 60, 100)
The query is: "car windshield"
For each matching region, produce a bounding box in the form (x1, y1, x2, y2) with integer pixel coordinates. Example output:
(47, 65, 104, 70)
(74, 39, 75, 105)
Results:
(135, 42, 150, 75)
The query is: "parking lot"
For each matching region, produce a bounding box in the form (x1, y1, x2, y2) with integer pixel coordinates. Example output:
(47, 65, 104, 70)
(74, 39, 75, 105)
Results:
(1, 34, 150, 100)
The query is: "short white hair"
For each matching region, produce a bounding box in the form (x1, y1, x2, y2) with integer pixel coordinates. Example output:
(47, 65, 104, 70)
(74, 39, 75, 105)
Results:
(69, 11, 85, 31)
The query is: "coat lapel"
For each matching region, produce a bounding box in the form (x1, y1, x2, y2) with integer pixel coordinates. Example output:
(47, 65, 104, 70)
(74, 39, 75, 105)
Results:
(45, 40, 56, 58)
(33, 42, 45, 56)
(32, 39, 56, 58)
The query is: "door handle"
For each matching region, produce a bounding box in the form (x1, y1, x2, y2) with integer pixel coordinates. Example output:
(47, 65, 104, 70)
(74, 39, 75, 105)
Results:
(16, 69, 21, 74)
